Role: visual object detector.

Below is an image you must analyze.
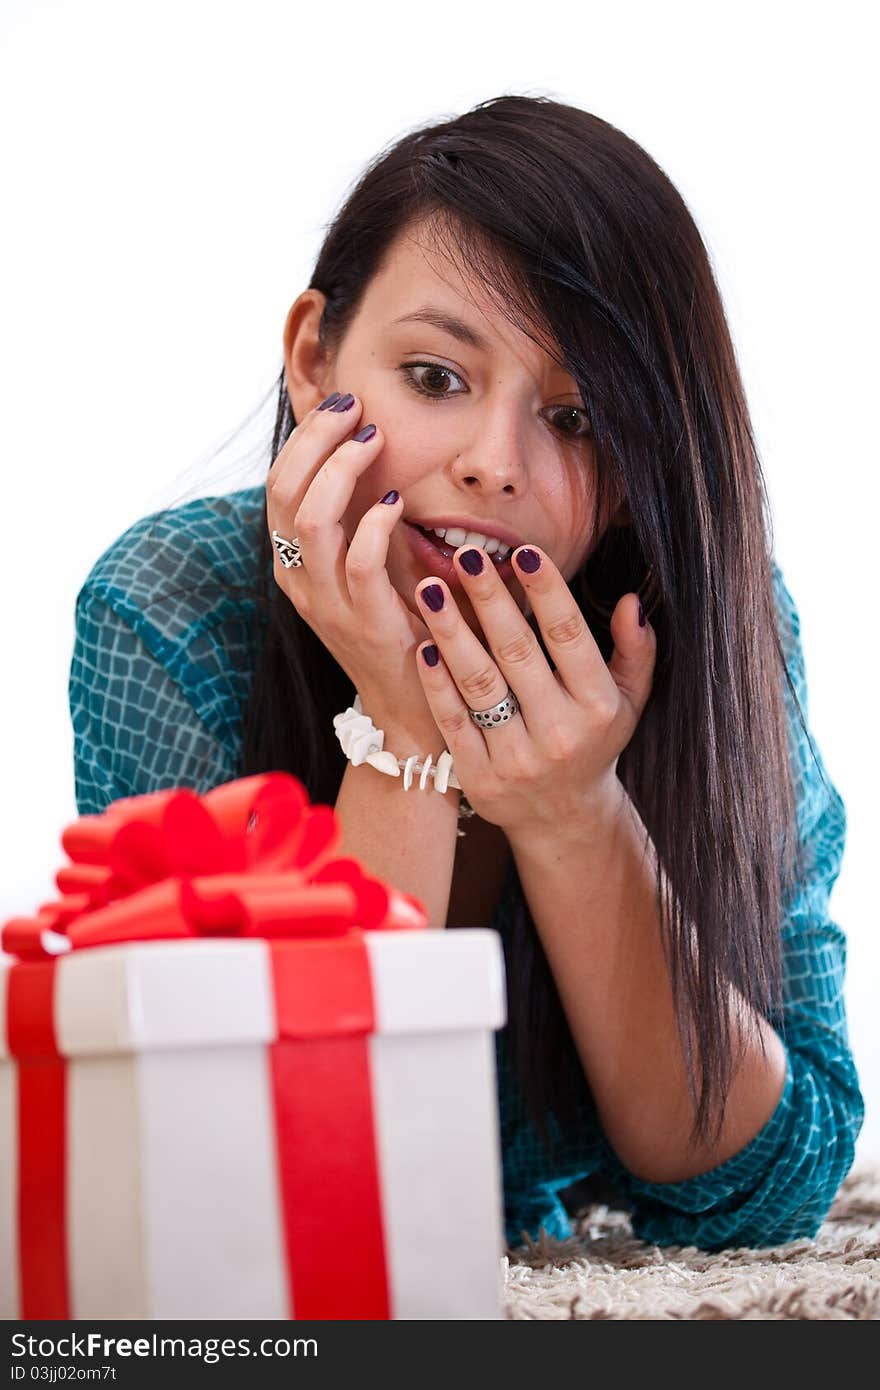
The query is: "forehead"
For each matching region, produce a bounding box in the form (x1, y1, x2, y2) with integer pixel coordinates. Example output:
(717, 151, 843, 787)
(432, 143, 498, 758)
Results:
(358, 218, 568, 376)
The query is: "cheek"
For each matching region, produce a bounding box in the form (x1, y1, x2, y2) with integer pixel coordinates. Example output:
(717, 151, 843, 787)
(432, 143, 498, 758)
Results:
(563, 528, 593, 581)
(376, 423, 439, 479)
(558, 473, 598, 573)
(344, 472, 393, 527)
(341, 433, 438, 536)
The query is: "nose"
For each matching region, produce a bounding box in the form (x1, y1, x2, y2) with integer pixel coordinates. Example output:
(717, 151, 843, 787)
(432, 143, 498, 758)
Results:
(449, 406, 530, 495)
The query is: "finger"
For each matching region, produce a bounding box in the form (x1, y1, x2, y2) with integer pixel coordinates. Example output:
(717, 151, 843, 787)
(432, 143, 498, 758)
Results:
(266, 389, 362, 518)
(414, 574, 530, 742)
(266, 395, 364, 566)
(445, 543, 565, 728)
(265, 389, 352, 488)
(506, 545, 610, 706)
(266, 392, 381, 589)
(344, 487, 410, 615)
(607, 592, 657, 717)
(414, 640, 489, 771)
(289, 424, 388, 592)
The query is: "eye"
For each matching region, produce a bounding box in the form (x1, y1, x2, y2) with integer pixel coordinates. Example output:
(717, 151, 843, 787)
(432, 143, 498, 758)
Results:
(546, 405, 593, 439)
(398, 361, 465, 399)
(398, 361, 592, 439)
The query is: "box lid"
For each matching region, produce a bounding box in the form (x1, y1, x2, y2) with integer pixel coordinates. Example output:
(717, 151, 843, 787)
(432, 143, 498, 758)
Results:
(0, 930, 507, 1059)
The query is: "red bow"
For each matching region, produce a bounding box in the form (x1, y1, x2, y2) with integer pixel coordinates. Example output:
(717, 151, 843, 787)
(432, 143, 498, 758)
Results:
(2, 773, 426, 960)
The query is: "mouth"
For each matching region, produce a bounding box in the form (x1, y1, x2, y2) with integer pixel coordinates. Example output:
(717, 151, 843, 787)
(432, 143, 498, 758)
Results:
(404, 522, 516, 589)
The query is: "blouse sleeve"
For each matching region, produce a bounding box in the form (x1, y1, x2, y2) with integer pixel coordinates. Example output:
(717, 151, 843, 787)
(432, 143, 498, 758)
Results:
(594, 562, 864, 1250)
(67, 494, 267, 816)
(69, 584, 239, 815)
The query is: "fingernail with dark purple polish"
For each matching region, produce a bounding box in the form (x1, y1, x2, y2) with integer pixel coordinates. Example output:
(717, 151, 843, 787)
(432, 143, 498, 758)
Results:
(354, 423, 377, 442)
(422, 644, 439, 667)
(515, 548, 541, 574)
(331, 392, 356, 412)
(460, 547, 484, 576)
(638, 597, 646, 627)
(318, 392, 342, 410)
(380, 489, 399, 505)
(421, 584, 444, 612)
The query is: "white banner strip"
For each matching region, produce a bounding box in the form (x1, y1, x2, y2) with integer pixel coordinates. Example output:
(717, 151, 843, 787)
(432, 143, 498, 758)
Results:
(68, 1054, 149, 1318)
(368, 1029, 505, 1319)
(0, 1056, 18, 1318)
(136, 1044, 288, 1320)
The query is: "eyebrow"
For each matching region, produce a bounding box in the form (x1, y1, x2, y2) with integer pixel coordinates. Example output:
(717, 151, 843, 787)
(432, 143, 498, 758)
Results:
(390, 305, 490, 353)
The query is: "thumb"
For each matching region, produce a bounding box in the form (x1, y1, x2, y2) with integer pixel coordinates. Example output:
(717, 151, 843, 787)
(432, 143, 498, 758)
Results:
(606, 592, 656, 717)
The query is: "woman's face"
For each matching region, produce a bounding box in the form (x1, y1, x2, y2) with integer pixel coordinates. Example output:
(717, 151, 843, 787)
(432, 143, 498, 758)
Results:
(285, 219, 614, 640)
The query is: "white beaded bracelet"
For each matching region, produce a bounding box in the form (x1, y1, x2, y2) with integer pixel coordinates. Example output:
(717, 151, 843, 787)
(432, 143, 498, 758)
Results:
(332, 694, 475, 832)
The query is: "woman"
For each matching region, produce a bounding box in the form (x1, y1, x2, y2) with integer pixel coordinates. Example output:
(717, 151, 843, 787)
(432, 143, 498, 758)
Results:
(69, 94, 863, 1250)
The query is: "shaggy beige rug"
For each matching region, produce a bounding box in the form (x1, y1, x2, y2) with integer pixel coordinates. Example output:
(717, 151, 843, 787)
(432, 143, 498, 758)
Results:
(501, 1164, 880, 1319)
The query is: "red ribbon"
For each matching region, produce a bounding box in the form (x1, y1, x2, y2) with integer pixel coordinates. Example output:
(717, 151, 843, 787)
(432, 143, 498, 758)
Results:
(2, 772, 428, 1317)
(7, 961, 67, 1319)
(2, 771, 427, 960)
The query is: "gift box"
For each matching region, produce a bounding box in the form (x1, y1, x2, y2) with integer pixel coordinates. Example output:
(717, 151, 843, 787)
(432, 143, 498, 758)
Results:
(0, 774, 507, 1320)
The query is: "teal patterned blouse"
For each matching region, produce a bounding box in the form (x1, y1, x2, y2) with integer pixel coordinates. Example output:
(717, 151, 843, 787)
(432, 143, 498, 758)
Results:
(68, 486, 863, 1251)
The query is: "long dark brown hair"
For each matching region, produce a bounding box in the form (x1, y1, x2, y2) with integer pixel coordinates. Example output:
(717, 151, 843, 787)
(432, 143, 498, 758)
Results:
(179, 95, 819, 1158)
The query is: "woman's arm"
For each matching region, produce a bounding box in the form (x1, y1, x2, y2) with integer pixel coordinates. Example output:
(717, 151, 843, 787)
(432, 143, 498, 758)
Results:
(506, 786, 788, 1183)
(333, 687, 462, 931)
(504, 563, 862, 1249)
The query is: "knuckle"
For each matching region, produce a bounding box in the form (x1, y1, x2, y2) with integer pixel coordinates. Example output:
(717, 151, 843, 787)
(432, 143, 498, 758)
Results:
(345, 553, 373, 583)
(266, 466, 297, 505)
(496, 631, 538, 667)
(588, 693, 618, 729)
(436, 708, 471, 739)
(546, 613, 586, 648)
(544, 730, 578, 763)
(459, 666, 499, 703)
(500, 748, 537, 783)
(292, 510, 322, 540)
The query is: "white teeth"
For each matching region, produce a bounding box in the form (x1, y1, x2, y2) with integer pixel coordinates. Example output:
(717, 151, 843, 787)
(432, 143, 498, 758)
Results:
(443, 527, 468, 547)
(464, 530, 494, 553)
(426, 525, 512, 561)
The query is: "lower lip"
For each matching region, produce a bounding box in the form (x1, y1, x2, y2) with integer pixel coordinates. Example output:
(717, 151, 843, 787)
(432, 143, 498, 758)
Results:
(404, 523, 516, 589)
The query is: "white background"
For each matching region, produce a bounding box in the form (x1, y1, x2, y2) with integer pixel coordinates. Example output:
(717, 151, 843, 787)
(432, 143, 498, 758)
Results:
(1, 1, 877, 1162)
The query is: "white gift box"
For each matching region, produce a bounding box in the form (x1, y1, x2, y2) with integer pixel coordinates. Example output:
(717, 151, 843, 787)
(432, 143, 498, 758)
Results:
(0, 928, 507, 1320)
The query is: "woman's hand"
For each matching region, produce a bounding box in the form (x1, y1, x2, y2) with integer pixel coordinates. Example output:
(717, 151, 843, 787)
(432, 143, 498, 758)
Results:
(266, 391, 434, 719)
(412, 544, 657, 843)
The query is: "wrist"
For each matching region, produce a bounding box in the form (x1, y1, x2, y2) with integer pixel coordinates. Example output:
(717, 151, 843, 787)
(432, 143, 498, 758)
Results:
(506, 776, 626, 858)
(340, 686, 460, 797)
(355, 685, 449, 764)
